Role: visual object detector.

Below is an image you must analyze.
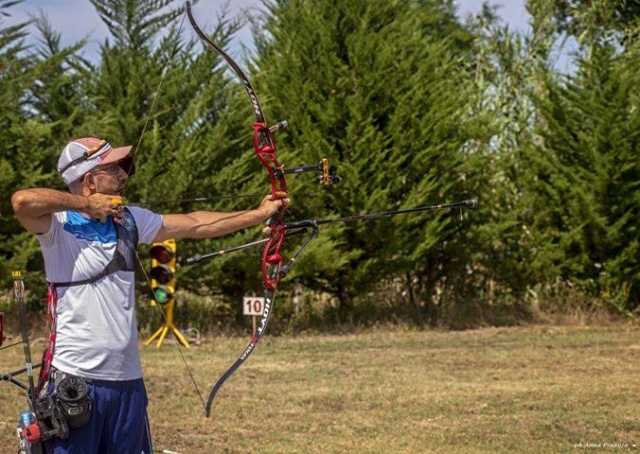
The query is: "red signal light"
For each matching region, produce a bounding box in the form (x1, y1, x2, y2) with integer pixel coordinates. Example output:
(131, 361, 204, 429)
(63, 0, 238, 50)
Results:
(150, 244, 174, 264)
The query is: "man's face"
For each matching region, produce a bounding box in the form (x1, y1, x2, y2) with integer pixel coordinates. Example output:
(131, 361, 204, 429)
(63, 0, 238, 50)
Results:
(89, 163, 129, 196)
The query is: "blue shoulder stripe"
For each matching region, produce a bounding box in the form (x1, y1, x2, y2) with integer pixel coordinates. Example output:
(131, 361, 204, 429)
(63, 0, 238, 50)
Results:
(63, 212, 117, 243)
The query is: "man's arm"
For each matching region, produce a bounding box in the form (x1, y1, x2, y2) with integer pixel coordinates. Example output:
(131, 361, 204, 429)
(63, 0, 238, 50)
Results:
(11, 188, 122, 234)
(154, 196, 286, 241)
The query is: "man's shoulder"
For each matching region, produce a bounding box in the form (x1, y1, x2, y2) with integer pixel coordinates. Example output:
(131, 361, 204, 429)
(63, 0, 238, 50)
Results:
(125, 206, 159, 219)
(124, 206, 163, 245)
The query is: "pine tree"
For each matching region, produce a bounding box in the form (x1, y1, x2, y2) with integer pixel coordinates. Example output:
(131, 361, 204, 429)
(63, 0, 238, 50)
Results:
(251, 0, 478, 325)
(454, 1, 561, 324)
(520, 0, 640, 312)
(0, 0, 44, 293)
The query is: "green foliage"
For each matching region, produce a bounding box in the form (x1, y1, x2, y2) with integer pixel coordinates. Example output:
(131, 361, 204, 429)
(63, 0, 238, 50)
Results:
(0, 0, 46, 296)
(545, 0, 640, 45)
(251, 0, 478, 324)
(89, 0, 184, 50)
(2, 0, 640, 331)
(528, 41, 640, 312)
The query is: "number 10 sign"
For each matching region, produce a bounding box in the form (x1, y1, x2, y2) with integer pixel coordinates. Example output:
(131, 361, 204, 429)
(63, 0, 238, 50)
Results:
(243, 297, 265, 316)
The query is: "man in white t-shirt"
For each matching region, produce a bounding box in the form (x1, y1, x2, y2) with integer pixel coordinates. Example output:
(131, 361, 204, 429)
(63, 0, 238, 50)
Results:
(11, 137, 286, 454)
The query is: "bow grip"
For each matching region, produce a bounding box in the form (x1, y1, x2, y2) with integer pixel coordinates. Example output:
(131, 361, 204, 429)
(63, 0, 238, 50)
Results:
(265, 205, 284, 229)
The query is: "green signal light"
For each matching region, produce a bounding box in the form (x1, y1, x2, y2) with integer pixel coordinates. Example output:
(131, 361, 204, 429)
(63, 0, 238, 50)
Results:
(153, 287, 171, 304)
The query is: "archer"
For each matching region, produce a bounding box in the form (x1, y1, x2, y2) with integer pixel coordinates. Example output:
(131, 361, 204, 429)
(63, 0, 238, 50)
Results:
(10, 137, 287, 453)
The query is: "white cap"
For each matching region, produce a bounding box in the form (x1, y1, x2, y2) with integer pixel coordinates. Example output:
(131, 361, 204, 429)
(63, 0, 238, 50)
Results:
(57, 137, 133, 185)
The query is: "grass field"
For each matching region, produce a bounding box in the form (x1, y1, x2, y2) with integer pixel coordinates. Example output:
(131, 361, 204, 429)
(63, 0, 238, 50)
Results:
(1, 325, 638, 453)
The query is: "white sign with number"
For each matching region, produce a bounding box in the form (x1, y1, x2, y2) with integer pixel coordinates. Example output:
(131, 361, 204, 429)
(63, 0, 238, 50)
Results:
(243, 297, 265, 316)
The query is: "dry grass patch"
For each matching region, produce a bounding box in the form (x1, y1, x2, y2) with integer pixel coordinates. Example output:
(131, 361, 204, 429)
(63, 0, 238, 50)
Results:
(1, 326, 638, 453)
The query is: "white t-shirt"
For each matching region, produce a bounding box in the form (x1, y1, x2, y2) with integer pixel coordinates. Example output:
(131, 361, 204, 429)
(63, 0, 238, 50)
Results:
(37, 207, 162, 381)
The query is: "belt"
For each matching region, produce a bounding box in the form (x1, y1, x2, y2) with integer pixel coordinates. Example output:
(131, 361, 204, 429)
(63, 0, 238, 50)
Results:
(51, 368, 93, 384)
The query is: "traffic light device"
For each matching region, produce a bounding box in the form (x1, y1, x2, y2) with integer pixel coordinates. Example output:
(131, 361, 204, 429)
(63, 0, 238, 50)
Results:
(146, 239, 189, 348)
(149, 239, 177, 305)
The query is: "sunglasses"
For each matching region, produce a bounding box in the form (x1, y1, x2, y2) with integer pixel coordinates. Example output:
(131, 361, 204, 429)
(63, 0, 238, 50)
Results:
(92, 157, 136, 177)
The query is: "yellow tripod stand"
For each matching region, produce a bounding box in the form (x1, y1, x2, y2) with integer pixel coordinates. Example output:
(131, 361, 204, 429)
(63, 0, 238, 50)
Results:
(144, 299, 190, 348)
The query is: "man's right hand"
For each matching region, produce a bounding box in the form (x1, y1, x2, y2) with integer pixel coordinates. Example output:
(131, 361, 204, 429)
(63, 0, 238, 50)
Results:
(86, 194, 124, 223)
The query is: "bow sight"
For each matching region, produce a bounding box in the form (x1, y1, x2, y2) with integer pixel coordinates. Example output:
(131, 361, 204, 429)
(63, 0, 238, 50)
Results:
(273, 158, 342, 186)
(266, 122, 341, 186)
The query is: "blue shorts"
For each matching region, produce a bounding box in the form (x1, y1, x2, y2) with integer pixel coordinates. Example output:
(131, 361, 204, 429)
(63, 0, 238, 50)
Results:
(44, 377, 153, 454)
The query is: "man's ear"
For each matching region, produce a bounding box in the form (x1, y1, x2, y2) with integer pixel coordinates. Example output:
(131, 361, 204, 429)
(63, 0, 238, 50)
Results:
(84, 172, 96, 191)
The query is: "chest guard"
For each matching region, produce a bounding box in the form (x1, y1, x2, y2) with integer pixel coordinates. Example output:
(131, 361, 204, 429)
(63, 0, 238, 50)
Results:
(52, 208, 139, 288)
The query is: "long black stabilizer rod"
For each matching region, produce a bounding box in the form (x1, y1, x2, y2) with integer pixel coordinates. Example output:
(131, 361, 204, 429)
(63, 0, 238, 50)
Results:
(185, 199, 478, 266)
(0, 339, 24, 351)
(184, 227, 311, 265)
(285, 199, 478, 229)
(13, 271, 38, 403)
(1, 363, 42, 391)
(276, 199, 477, 278)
